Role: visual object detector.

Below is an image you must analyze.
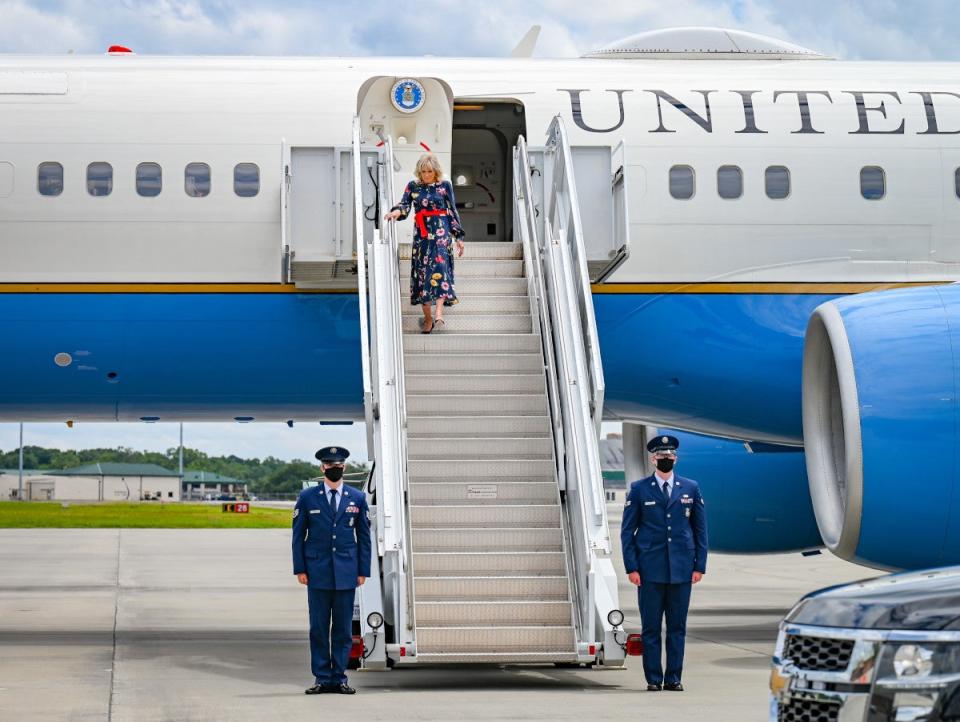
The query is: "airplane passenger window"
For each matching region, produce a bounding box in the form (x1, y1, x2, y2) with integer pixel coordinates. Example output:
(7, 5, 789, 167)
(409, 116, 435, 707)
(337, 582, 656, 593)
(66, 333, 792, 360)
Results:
(765, 166, 790, 199)
(233, 163, 259, 197)
(38, 162, 63, 196)
(185, 162, 211, 197)
(860, 166, 885, 200)
(87, 162, 113, 197)
(669, 165, 695, 199)
(136, 163, 162, 197)
(717, 166, 743, 199)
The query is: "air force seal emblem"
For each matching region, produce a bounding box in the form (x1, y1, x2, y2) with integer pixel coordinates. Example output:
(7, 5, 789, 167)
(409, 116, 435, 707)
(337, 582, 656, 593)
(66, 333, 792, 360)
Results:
(391, 78, 426, 114)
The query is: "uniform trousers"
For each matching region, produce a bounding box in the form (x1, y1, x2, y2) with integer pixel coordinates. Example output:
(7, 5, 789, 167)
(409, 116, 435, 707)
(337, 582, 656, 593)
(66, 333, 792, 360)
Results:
(639, 581, 692, 686)
(307, 587, 355, 686)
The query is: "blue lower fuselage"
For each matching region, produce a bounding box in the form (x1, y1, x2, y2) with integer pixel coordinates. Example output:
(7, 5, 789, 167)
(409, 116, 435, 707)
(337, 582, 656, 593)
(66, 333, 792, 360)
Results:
(0, 291, 836, 443)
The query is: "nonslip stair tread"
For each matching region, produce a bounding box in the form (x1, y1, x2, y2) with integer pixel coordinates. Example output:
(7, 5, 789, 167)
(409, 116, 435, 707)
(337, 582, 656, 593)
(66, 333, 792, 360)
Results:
(407, 416, 551, 437)
(410, 652, 578, 663)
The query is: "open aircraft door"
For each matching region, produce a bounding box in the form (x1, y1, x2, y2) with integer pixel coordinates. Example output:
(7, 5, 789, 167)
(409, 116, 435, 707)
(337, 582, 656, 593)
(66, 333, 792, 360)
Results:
(281, 136, 365, 289)
(280, 139, 291, 281)
(565, 140, 631, 283)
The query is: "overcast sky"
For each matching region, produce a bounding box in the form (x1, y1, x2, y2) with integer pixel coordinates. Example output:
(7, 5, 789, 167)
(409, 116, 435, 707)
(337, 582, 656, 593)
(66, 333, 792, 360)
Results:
(0, 1, 953, 463)
(0, 0, 957, 61)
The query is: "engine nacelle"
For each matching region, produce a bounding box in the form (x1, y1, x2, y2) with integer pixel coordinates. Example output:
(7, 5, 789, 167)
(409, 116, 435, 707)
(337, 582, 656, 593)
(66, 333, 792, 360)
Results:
(803, 284, 960, 570)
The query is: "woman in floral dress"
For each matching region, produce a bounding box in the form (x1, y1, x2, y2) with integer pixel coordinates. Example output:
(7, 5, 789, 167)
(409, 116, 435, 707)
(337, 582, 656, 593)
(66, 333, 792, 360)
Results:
(384, 154, 465, 333)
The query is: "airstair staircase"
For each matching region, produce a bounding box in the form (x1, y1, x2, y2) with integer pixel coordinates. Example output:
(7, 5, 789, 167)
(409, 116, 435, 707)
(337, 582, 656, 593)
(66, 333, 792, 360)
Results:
(353, 116, 624, 667)
(400, 240, 577, 662)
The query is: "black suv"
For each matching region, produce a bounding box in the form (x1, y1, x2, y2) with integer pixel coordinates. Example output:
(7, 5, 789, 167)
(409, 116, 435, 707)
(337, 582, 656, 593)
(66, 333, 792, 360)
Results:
(771, 567, 960, 722)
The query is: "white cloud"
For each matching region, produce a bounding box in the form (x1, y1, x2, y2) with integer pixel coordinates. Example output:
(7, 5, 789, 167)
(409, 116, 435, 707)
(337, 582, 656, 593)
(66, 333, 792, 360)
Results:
(0, 0, 956, 60)
(0, 0, 87, 53)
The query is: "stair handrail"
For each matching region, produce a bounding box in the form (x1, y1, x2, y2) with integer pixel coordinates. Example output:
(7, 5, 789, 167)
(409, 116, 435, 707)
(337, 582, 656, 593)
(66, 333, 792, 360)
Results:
(353, 119, 374, 441)
(513, 138, 566, 490)
(514, 137, 585, 643)
(545, 115, 606, 437)
(358, 124, 415, 645)
(377, 136, 417, 642)
(544, 116, 608, 533)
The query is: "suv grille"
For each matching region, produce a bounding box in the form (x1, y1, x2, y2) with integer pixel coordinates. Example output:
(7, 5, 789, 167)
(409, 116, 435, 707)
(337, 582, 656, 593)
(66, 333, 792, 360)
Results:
(778, 698, 840, 722)
(783, 634, 854, 672)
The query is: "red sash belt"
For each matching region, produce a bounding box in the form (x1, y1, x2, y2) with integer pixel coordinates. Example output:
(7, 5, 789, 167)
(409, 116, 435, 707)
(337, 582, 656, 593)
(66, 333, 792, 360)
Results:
(415, 209, 447, 237)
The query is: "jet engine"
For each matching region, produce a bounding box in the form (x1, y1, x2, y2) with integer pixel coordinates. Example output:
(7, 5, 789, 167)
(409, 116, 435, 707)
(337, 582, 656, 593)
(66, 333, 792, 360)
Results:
(803, 284, 960, 569)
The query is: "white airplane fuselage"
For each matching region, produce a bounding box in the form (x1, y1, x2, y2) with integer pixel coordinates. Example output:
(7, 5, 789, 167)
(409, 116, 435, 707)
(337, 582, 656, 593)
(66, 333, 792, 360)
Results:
(1, 53, 958, 442)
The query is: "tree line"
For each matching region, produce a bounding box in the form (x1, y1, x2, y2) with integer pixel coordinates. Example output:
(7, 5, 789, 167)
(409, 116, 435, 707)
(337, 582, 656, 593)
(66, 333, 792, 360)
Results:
(0, 445, 369, 494)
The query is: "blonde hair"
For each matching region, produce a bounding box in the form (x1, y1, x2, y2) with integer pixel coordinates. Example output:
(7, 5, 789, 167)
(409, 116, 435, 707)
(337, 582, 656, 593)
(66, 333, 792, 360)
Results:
(415, 154, 444, 182)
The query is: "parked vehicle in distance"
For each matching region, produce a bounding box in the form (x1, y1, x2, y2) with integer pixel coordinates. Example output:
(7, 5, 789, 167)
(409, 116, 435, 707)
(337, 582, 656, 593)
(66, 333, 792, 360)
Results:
(771, 567, 960, 722)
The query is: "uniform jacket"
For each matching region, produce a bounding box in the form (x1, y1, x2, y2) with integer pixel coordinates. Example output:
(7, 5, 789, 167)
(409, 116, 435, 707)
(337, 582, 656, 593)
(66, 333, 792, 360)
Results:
(620, 474, 708, 585)
(292, 483, 372, 591)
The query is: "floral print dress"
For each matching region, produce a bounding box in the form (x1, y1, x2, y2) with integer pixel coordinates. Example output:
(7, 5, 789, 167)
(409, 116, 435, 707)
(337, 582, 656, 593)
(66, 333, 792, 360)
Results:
(391, 179, 465, 306)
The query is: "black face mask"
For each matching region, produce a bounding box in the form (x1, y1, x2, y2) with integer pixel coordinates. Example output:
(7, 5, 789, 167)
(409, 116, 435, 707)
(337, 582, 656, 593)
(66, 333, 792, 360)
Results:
(323, 466, 344, 483)
(656, 458, 675, 473)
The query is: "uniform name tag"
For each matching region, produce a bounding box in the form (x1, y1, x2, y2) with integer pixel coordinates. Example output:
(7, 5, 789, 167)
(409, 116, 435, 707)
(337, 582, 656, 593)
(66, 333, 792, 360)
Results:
(644, 501, 656, 506)
(309, 509, 322, 514)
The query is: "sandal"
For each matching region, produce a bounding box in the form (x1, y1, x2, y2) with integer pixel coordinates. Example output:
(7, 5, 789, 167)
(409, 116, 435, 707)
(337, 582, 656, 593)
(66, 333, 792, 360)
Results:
(433, 318, 446, 332)
(420, 318, 434, 334)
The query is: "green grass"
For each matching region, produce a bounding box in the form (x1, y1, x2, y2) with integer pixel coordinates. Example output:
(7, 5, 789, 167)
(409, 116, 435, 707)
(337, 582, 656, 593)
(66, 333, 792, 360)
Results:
(0, 501, 292, 528)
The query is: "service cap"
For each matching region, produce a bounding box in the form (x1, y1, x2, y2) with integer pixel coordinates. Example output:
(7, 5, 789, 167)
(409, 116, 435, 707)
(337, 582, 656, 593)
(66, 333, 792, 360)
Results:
(315, 446, 350, 464)
(646, 435, 680, 454)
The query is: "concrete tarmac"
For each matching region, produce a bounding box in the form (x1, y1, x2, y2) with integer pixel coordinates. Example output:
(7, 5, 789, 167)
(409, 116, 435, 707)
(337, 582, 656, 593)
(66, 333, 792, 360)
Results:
(0, 510, 873, 722)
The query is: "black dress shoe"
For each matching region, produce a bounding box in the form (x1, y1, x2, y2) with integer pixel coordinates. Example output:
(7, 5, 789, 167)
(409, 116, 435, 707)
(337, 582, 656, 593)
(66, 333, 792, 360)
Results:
(335, 683, 356, 695)
(304, 684, 329, 695)
(647, 683, 662, 691)
(664, 682, 684, 692)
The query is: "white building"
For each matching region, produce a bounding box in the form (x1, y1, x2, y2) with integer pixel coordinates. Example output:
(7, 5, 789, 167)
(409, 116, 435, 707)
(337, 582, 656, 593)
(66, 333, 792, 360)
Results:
(1, 463, 182, 501)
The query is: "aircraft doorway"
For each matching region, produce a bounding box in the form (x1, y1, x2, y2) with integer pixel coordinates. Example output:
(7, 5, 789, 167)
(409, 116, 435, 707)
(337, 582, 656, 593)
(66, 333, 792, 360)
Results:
(450, 101, 526, 243)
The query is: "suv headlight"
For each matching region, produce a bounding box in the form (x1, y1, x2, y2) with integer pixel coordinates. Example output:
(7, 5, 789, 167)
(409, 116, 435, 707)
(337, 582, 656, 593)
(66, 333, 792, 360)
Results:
(893, 644, 936, 680)
(878, 643, 960, 687)
(873, 642, 960, 721)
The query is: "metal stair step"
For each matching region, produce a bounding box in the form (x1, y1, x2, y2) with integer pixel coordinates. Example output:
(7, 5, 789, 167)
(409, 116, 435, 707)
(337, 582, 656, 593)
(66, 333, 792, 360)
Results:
(402, 333, 541, 355)
(414, 575, 570, 601)
(410, 505, 561, 528)
(399, 242, 522, 260)
(400, 259, 523, 277)
(402, 277, 527, 296)
(413, 551, 566, 576)
(415, 625, 576, 653)
(401, 314, 532, 334)
(408, 415, 550, 437)
(401, 295, 530, 315)
(412, 651, 578, 664)
(404, 354, 543, 375)
(408, 481, 557, 504)
(406, 394, 548, 417)
(415, 601, 573, 626)
(412, 528, 563, 552)
(406, 374, 545, 396)
(407, 436, 553, 460)
(409, 458, 555, 479)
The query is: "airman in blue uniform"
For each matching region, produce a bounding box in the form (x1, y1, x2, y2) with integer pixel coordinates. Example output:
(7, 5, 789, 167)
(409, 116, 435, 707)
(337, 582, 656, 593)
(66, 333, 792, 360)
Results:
(621, 435, 708, 692)
(292, 446, 372, 695)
